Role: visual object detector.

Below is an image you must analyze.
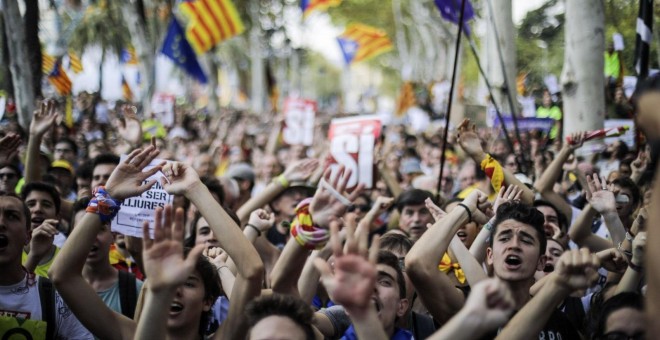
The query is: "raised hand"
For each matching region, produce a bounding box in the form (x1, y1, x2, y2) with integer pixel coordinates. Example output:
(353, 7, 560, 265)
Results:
(30, 99, 58, 137)
(29, 219, 59, 259)
(281, 158, 319, 183)
(247, 209, 275, 233)
(457, 119, 486, 162)
(631, 231, 646, 268)
(630, 207, 647, 235)
(553, 248, 600, 292)
(0, 133, 21, 163)
(204, 246, 229, 269)
(461, 278, 515, 330)
(116, 105, 143, 146)
(630, 151, 648, 179)
(160, 161, 201, 196)
(313, 221, 380, 314)
(493, 185, 523, 213)
(310, 166, 364, 229)
(105, 144, 163, 200)
(585, 174, 616, 214)
(142, 206, 205, 292)
(595, 248, 627, 273)
(565, 131, 586, 151)
(425, 197, 446, 223)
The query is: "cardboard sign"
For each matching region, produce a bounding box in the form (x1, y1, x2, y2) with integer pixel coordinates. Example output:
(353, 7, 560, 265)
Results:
(111, 156, 173, 238)
(283, 98, 316, 146)
(328, 115, 382, 189)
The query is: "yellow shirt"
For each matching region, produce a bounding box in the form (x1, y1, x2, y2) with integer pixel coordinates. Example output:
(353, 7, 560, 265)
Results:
(22, 246, 60, 278)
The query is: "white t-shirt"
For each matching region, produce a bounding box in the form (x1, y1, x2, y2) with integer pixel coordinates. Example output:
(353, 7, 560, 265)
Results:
(0, 275, 93, 339)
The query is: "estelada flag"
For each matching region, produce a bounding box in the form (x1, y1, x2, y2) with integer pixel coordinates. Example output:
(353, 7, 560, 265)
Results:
(179, 0, 245, 54)
(301, 0, 342, 18)
(338, 24, 393, 64)
(48, 59, 72, 96)
(68, 50, 83, 73)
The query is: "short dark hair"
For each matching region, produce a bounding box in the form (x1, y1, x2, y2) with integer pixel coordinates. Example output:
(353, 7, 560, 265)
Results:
(92, 153, 120, 172)
(611, 177, 641, 209)
(593, 292, 644, 339)
(395, 189, 434, 212)
(490, 201, 546, 256)
(0, 191, 31, 230)
(21, 182, 61, 215)
(184, 205, 241, 248)
(534, 199, 568, 231)
(246, 294, 315, 340)
(632, 73, 660, 108)
(55, 137, 78, 156)
(76, 160, 94, 180)
(377, 250, 406, 299)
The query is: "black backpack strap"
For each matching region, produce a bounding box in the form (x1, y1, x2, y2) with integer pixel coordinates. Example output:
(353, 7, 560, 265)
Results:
(118, 270, 138, 319)
(38, 277, 56, 340)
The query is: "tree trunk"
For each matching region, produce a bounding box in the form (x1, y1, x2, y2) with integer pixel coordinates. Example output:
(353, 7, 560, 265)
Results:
(25, 0, 42, 99)
(486, 0, 517, 115)
(120, 0, 155, 112)
(3, 0, 36, 128)
(0, 11, 14, 96)
(561, 0, 605, 143)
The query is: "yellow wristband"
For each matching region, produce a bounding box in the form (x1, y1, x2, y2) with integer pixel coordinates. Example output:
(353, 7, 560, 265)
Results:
(275, 174, 289, 188)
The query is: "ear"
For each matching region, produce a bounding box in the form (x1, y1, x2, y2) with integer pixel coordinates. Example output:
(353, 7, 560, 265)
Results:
(486, 247, 494, 266)
(203, 298, 213, 312)
(396, 298, 409, 318)
(536, 254, 547, 272)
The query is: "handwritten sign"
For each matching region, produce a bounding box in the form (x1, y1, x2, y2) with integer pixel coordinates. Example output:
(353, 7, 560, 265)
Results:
(111, 156, 173, 238)
(328, 115, 382, 189)
(283, 98, 316, 146)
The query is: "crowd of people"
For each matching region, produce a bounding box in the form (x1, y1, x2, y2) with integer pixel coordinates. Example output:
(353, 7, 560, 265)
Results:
(1, 74, 660, 340)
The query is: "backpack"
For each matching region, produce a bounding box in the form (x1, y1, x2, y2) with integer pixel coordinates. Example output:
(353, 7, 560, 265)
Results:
(117, 270, 138, 319)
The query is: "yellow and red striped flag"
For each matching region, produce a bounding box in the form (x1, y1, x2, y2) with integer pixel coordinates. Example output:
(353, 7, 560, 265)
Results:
(122, 76, 133, 102)
(42, 53, 56, 74)
(178, 0, 245, 54)
(48, 59, 72, 96)
(301, 0, 342, 18)
(338, 23, 393, 63)
(68, 50, 83, 73)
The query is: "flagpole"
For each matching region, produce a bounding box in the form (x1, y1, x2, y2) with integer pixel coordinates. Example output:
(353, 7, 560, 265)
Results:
(435, 0, 468, 202)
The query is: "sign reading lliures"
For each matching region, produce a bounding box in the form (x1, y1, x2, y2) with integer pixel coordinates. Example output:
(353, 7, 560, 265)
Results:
(111, 156, 173, 238)
(328, 115, 382, 189)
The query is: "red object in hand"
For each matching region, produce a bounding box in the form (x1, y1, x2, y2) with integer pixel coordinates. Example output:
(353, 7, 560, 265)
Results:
(566, 126, 629, 144)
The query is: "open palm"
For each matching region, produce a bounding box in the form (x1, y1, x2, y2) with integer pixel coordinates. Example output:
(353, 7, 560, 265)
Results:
(105, 145, 163, 200)
(142, 206, 204, 292)
(310, 166, 364, 229)
(30, 99, 58, 136)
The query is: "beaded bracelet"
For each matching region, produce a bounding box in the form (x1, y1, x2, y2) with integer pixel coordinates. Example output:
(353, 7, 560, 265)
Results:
(290, 198, 329, 250)
(86, 186, 123, 223)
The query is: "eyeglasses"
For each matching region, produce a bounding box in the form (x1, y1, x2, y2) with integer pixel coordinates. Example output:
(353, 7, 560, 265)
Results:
(347, 204, 371, 213)
(599, 331, 645, 340)
(398, 257, 406, 272)
(55, 148, 74, 154)
(0, 173, 17, 180)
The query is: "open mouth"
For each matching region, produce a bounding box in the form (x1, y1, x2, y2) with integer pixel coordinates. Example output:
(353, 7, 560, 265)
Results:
(0, 235, 8, 249)
(170, 302, 184, 315)
(31, 217, 44, 226)
(543, 263, 555, 273)
(89, 245, 99, 253)
(456, 230, 467, 240)
(504, 255, 522, 267)
(371, 297, 381, 314)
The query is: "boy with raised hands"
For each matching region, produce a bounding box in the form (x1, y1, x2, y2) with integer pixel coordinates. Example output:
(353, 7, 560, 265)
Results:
(49, 145, 264, 340)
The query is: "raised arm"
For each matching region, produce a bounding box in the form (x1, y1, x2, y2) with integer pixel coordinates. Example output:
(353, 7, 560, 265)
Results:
(456, 119, 534, 204)
(405, 190, 488, 323)
(236, 158, 318, 224)
(429, 279, 514, 340)
(533, 132, 586, 221)
(25, 100, 58, 183)
(160, 162, 264, 340)
(616, 231, 646, 294)
(496, 248, 600, 340)
(49, 146, 162, 340)
(270, 166, 363, 297)
(134, 206, 205, 340)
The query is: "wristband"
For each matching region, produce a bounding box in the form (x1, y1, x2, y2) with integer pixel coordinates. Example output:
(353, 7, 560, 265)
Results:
(617, 241, 633, 259)
(217, 265, 229, 273)
(457, 203, 472, 223)
(628, 261, 643, 273)
(290, 198, 329, 250)
(86, 186, 122, 223)
(484, 221, 494, 231)
(626, 231, 635, 242)
(246, 224, 262, 237)
(274, 174, 289, 188)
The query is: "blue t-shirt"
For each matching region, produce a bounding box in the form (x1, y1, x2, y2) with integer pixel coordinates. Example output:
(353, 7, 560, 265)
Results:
(97, 278, 144, 314)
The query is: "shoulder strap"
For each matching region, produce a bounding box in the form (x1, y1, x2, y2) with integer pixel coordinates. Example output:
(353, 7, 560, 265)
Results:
(38, 277, 56, 340)
(118, 270, 138, 319)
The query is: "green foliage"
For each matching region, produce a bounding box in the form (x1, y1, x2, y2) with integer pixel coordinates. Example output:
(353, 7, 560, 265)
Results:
(68, 1, 131, 57)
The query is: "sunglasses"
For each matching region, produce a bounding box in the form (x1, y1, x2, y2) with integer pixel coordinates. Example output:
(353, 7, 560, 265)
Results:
(347, 204, 371, 213)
